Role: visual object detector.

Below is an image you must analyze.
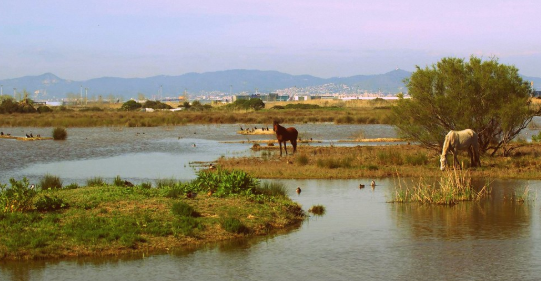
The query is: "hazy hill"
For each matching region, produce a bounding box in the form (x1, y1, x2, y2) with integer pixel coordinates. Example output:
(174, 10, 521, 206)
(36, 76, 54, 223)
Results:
(1, 69, 539, 100)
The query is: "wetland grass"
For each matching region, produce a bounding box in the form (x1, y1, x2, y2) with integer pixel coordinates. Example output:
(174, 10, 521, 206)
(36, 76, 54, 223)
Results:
(392, 168, 491, 205)
(308, 205, 326, 215)
(40, 174, 63, 189)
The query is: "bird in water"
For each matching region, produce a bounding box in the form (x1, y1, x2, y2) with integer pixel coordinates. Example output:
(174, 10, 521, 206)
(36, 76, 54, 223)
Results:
(371, 180, 376, 187)
(296, 187, 302, 194)
(359, 184, 365, 189)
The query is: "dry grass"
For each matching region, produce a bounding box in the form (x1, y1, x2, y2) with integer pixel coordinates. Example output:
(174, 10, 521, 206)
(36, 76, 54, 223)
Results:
(218, 143, 541, 180)
(0, 101, 393, 127)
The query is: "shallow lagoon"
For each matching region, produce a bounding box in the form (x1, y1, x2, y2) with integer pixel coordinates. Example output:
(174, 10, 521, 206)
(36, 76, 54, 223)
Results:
(1, 124, 541, 280)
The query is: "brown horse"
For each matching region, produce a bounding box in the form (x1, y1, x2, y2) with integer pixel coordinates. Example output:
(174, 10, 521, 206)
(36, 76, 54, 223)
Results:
(273, 120, 298, 156)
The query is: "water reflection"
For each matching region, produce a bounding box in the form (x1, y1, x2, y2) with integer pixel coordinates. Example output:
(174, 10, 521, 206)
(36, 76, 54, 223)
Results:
(1, 179, 541, 280)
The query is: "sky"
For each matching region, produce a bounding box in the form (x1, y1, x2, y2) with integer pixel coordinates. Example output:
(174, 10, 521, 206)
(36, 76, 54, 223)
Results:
(1, 0, 540, 81)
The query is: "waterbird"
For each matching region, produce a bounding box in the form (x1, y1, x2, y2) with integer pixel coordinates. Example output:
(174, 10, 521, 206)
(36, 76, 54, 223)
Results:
(371, 180, 376, 187)
(30, 133, 33, 138)
(359, 184, 365, 189)
(296, 187, 302, 194)
(186, 191, 197, 199)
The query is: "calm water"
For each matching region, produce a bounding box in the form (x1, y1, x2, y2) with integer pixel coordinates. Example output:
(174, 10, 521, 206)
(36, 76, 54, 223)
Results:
(1, 123, 541, 280)
(0, 124, 398, 185)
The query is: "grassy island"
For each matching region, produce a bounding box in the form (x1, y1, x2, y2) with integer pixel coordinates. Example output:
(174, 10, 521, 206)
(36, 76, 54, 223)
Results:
(0, 170, 305, 261)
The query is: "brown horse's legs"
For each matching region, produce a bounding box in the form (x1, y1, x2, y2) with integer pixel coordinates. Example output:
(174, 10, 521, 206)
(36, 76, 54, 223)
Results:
(283, 142, 288, 156)
(291, 140, 297, 154)
(279, 142, 283, 156)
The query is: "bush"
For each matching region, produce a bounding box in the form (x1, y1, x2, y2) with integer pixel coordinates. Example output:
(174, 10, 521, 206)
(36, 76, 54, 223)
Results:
(0, 178, 37, 213)
(35, 195, 69, 212)
(120, 100, 142, 111)
(52, 127, 67, 140)
(37, 105, 52, 113)
(191, 169, 259, 197)
(40, 174, 63, 189)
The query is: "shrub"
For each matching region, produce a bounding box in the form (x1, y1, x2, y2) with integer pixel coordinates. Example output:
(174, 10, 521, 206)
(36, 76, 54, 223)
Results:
(35, 195, 69, 212)
(0, 178, 37, 213)
(37, 105, 52, 113)
(171, 202, 199, 217)
(52, 127, 67, 140)
(191, 169, 259, 197)
(40, 174, 63, 189)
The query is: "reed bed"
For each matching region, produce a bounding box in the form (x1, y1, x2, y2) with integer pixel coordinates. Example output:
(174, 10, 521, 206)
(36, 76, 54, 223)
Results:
(391, 169, 491, 205)
(0, 104, 392, 127)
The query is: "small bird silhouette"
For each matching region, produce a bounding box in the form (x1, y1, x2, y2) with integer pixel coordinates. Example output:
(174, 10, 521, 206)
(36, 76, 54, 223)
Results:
(296, 187, 302, 194)
(371, 180, 376, 187)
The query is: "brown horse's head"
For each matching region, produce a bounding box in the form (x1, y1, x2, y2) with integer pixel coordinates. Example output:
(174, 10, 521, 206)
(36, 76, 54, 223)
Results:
(273, 120, 279, 132)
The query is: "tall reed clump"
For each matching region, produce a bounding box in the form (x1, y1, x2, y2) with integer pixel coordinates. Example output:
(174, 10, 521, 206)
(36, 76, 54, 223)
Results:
(86, 177, 106, 187)
(40, 174, 63, 189)
(256, 182, 287, 197)
(392, 168, 491, 205)
(52, 127, 68, 140)
(308, 204, 326, 215)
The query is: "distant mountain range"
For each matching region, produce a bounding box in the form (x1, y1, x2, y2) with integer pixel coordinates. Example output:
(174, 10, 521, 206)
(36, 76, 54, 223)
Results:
(0, 69, 540, 101)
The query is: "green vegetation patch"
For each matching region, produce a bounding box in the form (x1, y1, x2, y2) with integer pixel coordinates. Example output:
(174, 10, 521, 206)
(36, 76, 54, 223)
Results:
(0, 174, 304, 260)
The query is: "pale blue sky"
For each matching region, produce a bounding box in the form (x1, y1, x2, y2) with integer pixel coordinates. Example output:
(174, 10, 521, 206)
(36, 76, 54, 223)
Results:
(1, 0, 540, 80)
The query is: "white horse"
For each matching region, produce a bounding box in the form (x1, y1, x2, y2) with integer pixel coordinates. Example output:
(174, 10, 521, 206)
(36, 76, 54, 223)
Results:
(440, 129, 481, 171)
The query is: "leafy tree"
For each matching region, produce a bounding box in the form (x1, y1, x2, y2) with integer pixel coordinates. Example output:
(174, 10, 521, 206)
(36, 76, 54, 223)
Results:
(120, 100, 142, 111)
(391, 56, 537, 156)
(227, 98, 265, 111)
(142, 100, 172, 109)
